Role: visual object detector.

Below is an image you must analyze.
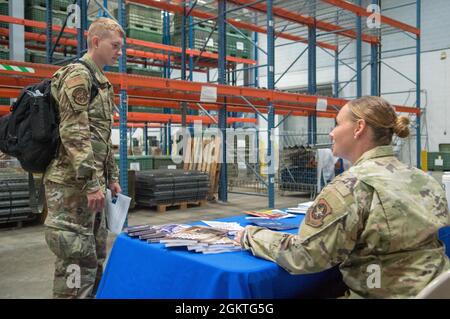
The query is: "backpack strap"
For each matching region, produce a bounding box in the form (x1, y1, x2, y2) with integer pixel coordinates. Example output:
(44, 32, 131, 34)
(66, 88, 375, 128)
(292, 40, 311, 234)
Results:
(75, 59, 100, 103)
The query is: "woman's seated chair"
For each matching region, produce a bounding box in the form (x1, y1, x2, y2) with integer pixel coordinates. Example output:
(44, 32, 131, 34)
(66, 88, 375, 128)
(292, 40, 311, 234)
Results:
(416, 270, 450, 299)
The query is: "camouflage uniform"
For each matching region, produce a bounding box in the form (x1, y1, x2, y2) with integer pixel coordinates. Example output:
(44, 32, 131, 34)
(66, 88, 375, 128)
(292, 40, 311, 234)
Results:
(241, 146, 450, 298)
(43, 54, 119, 298)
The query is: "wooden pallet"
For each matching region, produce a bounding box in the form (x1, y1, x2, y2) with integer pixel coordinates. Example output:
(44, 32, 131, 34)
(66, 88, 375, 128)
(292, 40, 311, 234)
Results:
(154, 199, 207, 213)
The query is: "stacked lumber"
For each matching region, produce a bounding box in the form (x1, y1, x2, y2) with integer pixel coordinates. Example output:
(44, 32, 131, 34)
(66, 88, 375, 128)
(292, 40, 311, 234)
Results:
(183, 136, 221, 201)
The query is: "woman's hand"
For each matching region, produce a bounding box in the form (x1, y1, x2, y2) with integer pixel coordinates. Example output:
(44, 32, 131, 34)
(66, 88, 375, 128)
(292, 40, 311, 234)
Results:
(234, 229, 245, 246)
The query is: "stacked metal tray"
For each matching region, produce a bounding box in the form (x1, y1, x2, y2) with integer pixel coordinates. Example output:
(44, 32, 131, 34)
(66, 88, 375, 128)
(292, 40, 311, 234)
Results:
(135, 169, 210, 207)
(0, 170, 36, 224)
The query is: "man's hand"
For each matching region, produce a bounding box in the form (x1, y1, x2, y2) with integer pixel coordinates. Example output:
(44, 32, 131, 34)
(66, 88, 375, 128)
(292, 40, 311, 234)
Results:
(87, 189, 105, 212)
(109, 181, 122, 197)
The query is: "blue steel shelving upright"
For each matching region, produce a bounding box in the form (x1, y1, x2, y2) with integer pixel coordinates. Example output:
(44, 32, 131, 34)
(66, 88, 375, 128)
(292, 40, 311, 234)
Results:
(45, 0, 52, 64)
(356, 0, 362, 98)
(162, 10, 172, 156)
(307, 1, 317, 146)
(217, 0, 228, 203)
(76, 0, 87, 58)
(266, 0, 275, 208)
(416, 0, 421, 168)
(117, 0, 128, 198)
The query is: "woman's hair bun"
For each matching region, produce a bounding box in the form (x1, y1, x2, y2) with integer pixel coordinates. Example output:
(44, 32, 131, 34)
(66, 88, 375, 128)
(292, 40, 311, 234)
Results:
(393, 116, 410, 138)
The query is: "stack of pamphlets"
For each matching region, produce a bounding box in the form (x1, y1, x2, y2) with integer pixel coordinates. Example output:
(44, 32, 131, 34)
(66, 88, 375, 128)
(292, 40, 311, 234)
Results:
(286, 201, 315, 214)
(249, 219, 298, 230)
(125, 224, 191, 242)
(161, 226, 242, 254)
(125, 224, 242, 254)
(243, 209, 295, 220)
(200, 220, 244, 235)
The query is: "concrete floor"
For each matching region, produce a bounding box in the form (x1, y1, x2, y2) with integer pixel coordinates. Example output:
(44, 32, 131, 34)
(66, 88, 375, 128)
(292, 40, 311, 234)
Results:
(0, 192, 306, 299)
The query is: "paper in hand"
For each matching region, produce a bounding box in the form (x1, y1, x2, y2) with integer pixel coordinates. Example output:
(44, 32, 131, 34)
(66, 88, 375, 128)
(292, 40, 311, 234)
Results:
(106, 189, 131, 235)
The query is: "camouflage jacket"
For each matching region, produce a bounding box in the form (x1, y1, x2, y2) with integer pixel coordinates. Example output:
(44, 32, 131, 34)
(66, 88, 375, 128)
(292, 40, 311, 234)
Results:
(241, 145, 450, 298)
(44, 54, 119, 193)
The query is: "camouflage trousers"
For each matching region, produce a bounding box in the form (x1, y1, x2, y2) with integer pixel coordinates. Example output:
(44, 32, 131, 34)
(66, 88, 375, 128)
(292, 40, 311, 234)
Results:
(44, 181, 107, 299)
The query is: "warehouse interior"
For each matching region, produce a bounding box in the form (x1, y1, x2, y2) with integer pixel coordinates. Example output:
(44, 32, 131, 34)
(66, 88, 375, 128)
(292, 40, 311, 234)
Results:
(0, 0, 449, 299)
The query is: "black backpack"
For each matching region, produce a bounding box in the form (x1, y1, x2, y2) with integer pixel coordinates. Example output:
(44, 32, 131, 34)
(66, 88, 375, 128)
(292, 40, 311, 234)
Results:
(0, 60, 100, 173)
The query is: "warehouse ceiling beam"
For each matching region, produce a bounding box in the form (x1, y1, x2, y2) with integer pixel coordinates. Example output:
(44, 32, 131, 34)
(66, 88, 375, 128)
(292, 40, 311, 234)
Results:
(321, 0, 420, 35)
(127, 0, 337, 51)
(226, 0, 379, 44)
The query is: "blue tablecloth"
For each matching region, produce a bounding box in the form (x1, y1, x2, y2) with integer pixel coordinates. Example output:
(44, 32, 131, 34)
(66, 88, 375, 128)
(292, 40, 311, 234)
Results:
(439, 226, 450, 257)
(96, 214, 343, 299)
(97, 213, 450, 299)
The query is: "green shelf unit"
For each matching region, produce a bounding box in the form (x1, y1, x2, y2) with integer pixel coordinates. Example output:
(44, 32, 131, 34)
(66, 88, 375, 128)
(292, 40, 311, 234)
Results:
(153, 156, 181, 169)
(129, 106, 164, 114)
(439, 144, 450, 153)
(427, 152, 450, 171)
(126, 65, 163, 77)
(114, 155, 180, 171)
(226, 32, 251, 59)
(127, 26, 162, 43)
(25, 5, 68, 34)
(0, 48, 8, 60)
(114, 3, 162, 33)
(115, 155, 154, 171)
(173, 15, 216, 31)
(0, 0, 8, 28)
(26, 50, 74, 65)
(172, 25, 219, 53)
(172, 16, 251, 58)
(0, 97, 10, 106)
(26, 0, 73, 12)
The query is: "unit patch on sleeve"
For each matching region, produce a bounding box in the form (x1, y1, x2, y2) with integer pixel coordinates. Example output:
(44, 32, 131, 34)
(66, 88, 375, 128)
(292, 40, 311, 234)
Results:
(72, 87, 89, 106)
(305, 198, 332, 228)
